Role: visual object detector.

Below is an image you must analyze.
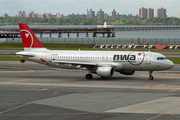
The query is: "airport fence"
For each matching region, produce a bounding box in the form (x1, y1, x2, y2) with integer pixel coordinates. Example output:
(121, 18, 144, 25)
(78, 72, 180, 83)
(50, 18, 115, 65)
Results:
(3, 37, 180, 44)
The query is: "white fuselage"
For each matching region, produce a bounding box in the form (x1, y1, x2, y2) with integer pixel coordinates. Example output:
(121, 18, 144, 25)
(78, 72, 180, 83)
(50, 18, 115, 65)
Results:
(16, 50, 174, 72)
(17, 23, 174, 80)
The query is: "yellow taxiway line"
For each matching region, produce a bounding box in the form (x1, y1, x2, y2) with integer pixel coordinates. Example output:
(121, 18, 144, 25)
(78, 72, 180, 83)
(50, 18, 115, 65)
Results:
(8, 79, 28, 83)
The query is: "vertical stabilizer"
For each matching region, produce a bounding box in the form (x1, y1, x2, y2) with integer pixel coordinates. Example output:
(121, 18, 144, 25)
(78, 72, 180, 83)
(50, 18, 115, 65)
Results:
(104, 22, 107, 28)
(19, 23, 47, 51)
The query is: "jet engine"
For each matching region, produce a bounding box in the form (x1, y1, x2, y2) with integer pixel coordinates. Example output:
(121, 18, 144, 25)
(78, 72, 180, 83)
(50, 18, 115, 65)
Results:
(96, 67, 114, 78)
(119, 71, 135, 75)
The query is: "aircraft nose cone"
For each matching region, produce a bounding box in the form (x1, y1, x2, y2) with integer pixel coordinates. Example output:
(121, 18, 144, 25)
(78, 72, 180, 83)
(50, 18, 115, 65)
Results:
(167, 60, 174, 69)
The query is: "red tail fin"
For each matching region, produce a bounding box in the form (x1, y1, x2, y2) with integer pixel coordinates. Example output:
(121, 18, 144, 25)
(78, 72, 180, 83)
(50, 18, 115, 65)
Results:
(19, 23, 45, 51)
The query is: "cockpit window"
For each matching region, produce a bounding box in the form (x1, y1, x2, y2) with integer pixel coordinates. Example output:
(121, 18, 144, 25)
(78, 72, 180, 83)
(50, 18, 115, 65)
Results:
(157, 57, 167, 60)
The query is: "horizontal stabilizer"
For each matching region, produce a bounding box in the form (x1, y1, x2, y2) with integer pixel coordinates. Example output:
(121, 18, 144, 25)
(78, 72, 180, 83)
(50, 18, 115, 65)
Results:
(16, 53, 34, 57)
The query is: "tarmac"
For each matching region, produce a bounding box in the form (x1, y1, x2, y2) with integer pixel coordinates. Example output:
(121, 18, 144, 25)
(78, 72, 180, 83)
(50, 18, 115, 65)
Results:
(0, 61, 180, 120)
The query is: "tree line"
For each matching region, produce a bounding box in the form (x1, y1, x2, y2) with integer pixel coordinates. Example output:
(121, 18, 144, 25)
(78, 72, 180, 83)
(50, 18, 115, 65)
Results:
(0, 17, 180, 25)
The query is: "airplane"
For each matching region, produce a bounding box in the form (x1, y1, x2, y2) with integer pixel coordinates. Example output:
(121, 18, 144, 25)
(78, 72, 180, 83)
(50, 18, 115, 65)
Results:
(97, 22, 113, 28)
(16, 23, 174, 80)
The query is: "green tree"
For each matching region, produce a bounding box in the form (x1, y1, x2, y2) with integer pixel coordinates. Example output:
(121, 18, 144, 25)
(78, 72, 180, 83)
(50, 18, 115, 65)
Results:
(1, 17, 180, 25)
(48, 18, 57, 24)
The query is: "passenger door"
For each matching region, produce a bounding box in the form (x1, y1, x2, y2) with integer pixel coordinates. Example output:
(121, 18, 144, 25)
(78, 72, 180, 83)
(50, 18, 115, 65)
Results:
(145, 53, 151, 64)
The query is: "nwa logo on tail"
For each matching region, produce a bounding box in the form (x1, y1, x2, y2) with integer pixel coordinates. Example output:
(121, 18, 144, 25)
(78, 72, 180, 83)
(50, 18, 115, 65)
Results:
(113, 52, 145, 66)
(25, 33, 30, 38)
(20, 30, 34, 48)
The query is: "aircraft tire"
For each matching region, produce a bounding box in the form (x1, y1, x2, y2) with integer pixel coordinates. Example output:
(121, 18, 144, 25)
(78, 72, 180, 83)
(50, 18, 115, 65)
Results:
(149, 76, 154, 80)
(85, 74, 93, 79)
(21, 59, 25, 63)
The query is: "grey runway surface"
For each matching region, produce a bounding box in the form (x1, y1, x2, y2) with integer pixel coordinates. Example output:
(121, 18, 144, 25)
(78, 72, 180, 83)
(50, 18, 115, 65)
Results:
(0, 61, 180, 120)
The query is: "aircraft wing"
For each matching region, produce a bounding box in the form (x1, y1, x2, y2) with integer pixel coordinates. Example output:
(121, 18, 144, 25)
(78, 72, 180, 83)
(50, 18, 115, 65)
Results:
(52, 61, 98, 66)
(52, 61, 114, 71)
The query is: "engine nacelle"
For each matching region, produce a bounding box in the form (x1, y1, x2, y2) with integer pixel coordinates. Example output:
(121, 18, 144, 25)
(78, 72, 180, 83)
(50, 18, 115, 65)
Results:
(119, 71, 135, 75)
(96, 67, 114, 78)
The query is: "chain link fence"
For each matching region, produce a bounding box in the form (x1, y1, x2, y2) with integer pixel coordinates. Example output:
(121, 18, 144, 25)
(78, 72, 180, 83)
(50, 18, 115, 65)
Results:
(4, 37, 180, 44)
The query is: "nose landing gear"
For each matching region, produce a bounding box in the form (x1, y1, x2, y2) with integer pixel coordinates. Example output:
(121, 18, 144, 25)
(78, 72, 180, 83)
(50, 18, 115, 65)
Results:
(149, 71, 154, 80)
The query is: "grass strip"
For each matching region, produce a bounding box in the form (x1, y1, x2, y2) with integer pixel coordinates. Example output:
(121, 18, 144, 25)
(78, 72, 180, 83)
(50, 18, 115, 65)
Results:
(167, 58, 180, 64)
(1, 43, 180, 52)
(0, 56, 22, 61)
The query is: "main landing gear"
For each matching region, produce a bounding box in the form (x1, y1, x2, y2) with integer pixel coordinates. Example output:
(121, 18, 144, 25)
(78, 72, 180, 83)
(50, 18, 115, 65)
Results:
(21, 59, 25, 63)
(149, 71, 154, 80)
(85, 74, 93, 79)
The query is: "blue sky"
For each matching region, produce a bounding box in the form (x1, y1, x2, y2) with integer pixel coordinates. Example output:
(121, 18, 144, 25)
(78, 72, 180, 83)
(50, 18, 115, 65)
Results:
(0, 0, 180, 17)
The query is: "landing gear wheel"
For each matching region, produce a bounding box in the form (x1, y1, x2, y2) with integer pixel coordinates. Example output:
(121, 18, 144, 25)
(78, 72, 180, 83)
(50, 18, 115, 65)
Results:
(148, 71, 154, 80)
(149, 76, 154, 80)
(85, 74, 93, 79)
(21, 59, 25, 63)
